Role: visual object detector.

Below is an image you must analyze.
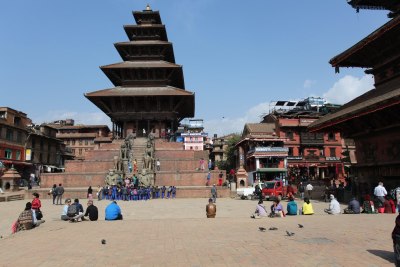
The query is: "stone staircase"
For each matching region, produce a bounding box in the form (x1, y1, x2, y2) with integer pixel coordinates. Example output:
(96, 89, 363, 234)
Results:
(131, 137, 147, 173)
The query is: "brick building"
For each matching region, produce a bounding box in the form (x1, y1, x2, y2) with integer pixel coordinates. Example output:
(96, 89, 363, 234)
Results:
(262, 98, 345, 181)
(236, 123, 288, 184)
(46, 120, 111, 160)
(0, 107, 32, 178)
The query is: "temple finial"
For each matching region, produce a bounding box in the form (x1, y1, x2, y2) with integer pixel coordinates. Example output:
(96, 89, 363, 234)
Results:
(146, 4, 151, 11)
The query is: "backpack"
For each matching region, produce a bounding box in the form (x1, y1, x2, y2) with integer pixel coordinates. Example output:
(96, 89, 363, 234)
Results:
(67, 204, 78, 217)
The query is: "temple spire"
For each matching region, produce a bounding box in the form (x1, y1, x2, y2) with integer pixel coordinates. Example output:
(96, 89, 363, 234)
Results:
(146, 4, 152, 11)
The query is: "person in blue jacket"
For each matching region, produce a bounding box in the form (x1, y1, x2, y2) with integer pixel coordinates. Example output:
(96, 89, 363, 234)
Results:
(286, 197, 298, 215)
(105, 201, 123, 220)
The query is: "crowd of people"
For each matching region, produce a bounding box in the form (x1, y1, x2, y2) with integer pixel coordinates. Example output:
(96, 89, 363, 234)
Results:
(98, 185, 177, 201)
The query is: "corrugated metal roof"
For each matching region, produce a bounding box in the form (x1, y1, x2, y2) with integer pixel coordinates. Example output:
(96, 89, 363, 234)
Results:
(245, 123, 275, 133)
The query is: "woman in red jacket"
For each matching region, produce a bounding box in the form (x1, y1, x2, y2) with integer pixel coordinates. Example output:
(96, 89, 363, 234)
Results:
(31, 192, 42, 220)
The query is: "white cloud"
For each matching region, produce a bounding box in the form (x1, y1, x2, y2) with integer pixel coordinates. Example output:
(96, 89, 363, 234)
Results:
(323, 75, 374, 104)
(32, 110, 111, 127)
(204, 102, 270, 137)
(303, 79, 316, 88)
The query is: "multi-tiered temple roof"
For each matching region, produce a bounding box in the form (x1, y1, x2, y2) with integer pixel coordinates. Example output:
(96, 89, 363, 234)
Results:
(85, 5, 195, 138)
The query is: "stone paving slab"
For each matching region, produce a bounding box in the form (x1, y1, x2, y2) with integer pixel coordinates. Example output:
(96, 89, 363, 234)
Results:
(0, 198, 397, 266)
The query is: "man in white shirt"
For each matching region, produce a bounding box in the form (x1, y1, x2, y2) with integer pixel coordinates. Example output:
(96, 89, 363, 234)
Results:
(306, 183, 313, 199)
(324, 194, 341, 215)
(374, 181, 387, 206)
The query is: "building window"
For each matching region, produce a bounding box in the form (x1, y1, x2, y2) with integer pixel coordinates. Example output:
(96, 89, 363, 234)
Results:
(48, 144, 51, 152)
(0, 111, 6, 119)
(5, 149, 12, 159)
(14, 116, 21, 127)
(320, 149, 324, 157)
(47, 154, 50, 163)
(299, 148, 304, 156)
(32, 139, 36, 149)
(72, 149, 75, 155)
(286, 131, 294, 140)
(6, 129, 13, 141)
(85, 140, 88, 146)
(328, 132, 335, 141)
(79, 149, 82, 155)
(329, 148, 336, 157)
(40, 140, 44, 150)
(72, 140, 76, 145)
(288, 147, 293, 156)
(79, 139, 82, 145)
(0, 126, 2, 138)
(16, 131, 22, 143)
(16, 151, 21, 160)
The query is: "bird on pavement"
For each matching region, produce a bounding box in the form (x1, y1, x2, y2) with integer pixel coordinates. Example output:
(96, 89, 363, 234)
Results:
(286, 231, 295, 236)
(259, 227, 266, 232)
(101, 239, 106, 245)
(269, 227, 278, 231)
(298, 224, 304, 228)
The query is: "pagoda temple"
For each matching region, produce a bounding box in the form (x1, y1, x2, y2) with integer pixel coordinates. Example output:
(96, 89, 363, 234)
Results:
(309, 2, 400, 193)
(85, 5, 195, 139)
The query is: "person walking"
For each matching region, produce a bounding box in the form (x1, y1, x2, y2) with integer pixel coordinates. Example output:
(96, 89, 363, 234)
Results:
(87, 186, 93, 200)
(51, 184, 57, 205)
(211, 184, 217, 203)
(306, 182, 313, 199)
(56, 183, 64, 205)
(156, 159, 160, 171)
(374, 181, 387, 207)
(206, 171, 211, 186)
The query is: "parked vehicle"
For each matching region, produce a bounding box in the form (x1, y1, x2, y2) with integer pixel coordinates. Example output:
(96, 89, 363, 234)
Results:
(237, 182, 265, 200)
(261, 180, 297, 200)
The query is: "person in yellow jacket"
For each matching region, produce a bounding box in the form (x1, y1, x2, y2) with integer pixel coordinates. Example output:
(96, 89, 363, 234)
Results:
(302, 197, 314, 215)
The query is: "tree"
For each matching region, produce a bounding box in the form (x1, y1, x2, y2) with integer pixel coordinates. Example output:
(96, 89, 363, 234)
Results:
(215, 133, 241, 171)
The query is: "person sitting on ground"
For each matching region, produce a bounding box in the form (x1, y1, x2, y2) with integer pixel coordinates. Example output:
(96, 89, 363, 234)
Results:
(384, 196, 396, 214)
(344, 197, 361, 214)
(302, 197, 314, 215)
(16, 202, 45, 232)
(84, 200, 98, 221)
(361, 194, 376, 213)
(269, 198, 284, 218)
(206, 198, 217, 218)
(251, 199, 268, 218)
(392, 209, 400, 266)
(324, 194, 341, 215)
(61, 198, 84, 222)
(286, 197, 298, 216)
(105, 201, 123, 220)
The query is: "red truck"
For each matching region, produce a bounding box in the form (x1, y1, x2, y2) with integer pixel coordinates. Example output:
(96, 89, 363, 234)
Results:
(261, 180, 296, 200)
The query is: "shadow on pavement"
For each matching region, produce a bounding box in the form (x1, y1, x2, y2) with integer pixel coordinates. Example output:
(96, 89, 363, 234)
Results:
(367, 249, 395, 263)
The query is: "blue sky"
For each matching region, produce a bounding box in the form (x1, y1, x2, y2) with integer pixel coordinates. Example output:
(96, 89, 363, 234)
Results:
(0, 1, 389, 136)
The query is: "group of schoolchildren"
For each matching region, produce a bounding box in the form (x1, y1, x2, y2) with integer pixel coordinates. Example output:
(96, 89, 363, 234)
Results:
(100, 185, 176, 201)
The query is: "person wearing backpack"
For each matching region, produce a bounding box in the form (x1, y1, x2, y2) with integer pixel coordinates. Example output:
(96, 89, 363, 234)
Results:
(61, 199, 83, 222)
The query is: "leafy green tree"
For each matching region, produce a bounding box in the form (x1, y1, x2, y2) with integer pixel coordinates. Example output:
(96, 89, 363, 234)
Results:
(216, 133, 241, 171)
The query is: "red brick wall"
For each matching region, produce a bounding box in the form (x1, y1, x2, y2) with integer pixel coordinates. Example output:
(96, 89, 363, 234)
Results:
(65, 160, 114, 173)
(157, 159, 200, 171)
(40, 172, 106, 188)
(155, 171, 224, 186)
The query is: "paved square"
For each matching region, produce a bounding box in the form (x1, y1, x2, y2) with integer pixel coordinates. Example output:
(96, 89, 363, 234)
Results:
(0, 197, 397, 266)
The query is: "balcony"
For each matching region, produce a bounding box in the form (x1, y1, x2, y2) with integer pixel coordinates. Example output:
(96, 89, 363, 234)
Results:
(300, 132, 324, 145)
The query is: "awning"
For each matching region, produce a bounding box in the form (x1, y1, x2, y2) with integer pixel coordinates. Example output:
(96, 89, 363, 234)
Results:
(256, 168, 287, 173)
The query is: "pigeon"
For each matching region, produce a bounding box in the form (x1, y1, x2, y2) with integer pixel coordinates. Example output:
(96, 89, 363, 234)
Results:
(101, 239, 106, 245)
(269, 227, 278, 231)
(259, 227, 266, 232)
(298, 224, 304, 228)
(286, 231, 295, 236)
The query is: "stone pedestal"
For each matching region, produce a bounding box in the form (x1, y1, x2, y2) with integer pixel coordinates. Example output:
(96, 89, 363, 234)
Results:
(230, 182, 236, 192)
(0, 168, 20, 191)
(236, 167, 247, 188)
